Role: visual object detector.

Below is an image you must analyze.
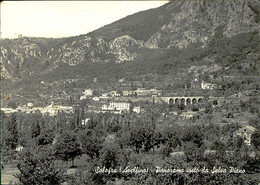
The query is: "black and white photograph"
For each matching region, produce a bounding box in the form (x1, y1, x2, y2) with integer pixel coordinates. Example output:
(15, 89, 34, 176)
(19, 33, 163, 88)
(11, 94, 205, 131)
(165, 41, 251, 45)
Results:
(1, 0, 260, 184)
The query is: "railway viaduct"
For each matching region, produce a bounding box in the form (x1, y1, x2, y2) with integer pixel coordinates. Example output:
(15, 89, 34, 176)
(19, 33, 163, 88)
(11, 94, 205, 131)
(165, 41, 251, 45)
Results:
(159, 96, 204, 105)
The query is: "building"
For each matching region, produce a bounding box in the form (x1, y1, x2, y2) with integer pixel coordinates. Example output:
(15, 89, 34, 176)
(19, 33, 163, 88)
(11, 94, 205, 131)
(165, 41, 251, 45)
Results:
(102, 102, 130, 112)
(123, 90, 135, 96)
(120, 82, 132, 87)
(204, 150, 217, 156)
(170, 151, 185, 157)
(83, 89, 93, 96)
(80, 95, 87, 100)
(109, 102, 130, 111)
(133, 107, 141, 114)
(201, 80, 218, 90)
(110, 91, 121, 97)
(80, 89, 94, 100)
(81, 118, 91, 126)
(102, 93, 109, 97)
(102, 104, 114, 111)
(93, 97, 100, 101)
(1, 108, 18, 114)
(179, 111, 199, 119)
(119, 78, 125, 83)
(15, 145, 24, 152)
(27, 102, 33, 108)
(135, 88, 150, 96)
(33, 102, 74, 116)
(191, 77, 201, 89)
(149, 89, 162, 96)
(233, 125, 256, 145)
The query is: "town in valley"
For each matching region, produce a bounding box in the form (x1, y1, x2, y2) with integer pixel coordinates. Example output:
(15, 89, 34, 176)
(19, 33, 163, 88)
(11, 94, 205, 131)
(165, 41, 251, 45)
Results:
(1, 0, 260, 184)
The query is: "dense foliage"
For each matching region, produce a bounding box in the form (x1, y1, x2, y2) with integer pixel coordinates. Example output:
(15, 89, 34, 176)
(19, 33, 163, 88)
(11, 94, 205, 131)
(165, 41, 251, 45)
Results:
(15, 146, 66, 185)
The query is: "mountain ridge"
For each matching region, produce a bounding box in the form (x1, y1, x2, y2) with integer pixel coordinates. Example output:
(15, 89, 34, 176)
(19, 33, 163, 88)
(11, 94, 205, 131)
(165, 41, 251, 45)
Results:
(1, 0, 259, 105)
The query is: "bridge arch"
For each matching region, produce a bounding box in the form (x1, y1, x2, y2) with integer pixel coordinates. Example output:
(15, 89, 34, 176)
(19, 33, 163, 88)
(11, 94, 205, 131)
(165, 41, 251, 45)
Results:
(192, 98, 198, 104)
(169, 98, 174, 105)
(164, 96, 204, 105)
(180, 98, 185, 105)
(186, 98, 191, 105)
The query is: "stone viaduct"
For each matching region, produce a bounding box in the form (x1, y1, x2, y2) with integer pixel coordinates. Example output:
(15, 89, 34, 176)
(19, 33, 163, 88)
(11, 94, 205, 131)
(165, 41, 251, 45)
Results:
(159, 96, 204, 105)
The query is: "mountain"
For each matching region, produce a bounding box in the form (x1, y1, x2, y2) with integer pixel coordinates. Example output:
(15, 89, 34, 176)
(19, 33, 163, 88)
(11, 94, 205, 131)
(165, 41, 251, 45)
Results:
(1, 0, 260, 105)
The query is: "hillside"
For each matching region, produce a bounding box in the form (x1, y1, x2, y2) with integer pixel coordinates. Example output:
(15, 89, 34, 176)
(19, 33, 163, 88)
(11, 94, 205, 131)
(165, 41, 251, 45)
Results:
(1, 0, 260, 105)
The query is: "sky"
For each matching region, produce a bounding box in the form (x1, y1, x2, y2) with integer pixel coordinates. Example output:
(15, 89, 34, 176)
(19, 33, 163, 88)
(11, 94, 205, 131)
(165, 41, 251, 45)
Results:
(1, 1, 168, 39)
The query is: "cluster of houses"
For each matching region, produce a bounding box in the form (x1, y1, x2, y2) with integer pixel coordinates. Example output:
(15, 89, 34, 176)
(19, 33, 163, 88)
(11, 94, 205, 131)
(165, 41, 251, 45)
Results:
(79, 88, 162, 101)
(191, 77, 220, 90)
(32, 102, 74, 116)
(2, 102, 74, 116)
(123, 88, 162, 97)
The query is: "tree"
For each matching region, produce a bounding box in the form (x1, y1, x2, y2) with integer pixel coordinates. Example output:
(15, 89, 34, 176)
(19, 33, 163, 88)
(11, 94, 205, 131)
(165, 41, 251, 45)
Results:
(251, 129, 260, 149)
(79, 129, 103, 159)
(213, 100, 218, 106)
(248, 117, 260, 129)
(7, 100, 17, 109)
(36, 129, 55, 146)
(31, 122, 41, 138)
(16, 146, 65, 185)
(54, 130, 82, 166)
(181, 126, 204, 148)
(4, 114, 19, 149)
(98, 142, 128, 169)
(178, 103, 185, 111)
(128, 124, 156, 153)
(205, 104, 213, 114)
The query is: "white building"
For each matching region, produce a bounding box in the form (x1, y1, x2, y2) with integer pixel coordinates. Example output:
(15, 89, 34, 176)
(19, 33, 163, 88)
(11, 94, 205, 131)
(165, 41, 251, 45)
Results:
(135, 88, 150, 96)
(102, 104, 115, 111)
(110, 91, 121, 97)
(33, 102, 73, 116)
(102, 102, 130, 112)
(84, 89, 93, 96)
(101, 93, 109, 97)
(80, 95, 87, 100)
(15, 145, 24, 152)
(149, 89, 162, 96)
(119, 78, 125, 82)
(109, 102, 130, 111)
(133, 107, 141, 114)
(80, 89, 94, 100)
(1, 108, 18, 114)
(27, 102, 33, 108)
(81, 118, 91, 126)
(123, 90, 135, 96)
(201, 80, 218, 90)
(93, 97, 100, 101)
